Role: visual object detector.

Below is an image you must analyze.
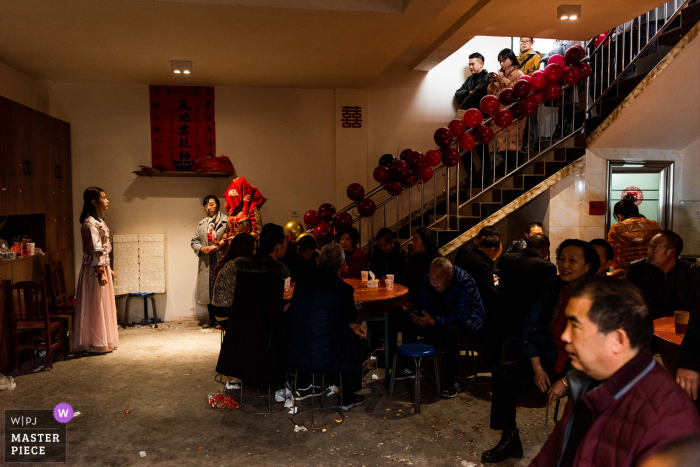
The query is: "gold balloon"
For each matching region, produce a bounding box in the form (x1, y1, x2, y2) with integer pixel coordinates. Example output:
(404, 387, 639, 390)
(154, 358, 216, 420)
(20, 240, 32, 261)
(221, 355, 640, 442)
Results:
(295, 232, 316, 243)
(284, 221, 304, 239)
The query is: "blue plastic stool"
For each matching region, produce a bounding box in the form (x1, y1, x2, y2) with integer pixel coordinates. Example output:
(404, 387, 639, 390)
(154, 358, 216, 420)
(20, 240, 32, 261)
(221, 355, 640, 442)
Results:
(123, 293, 157, 328)
(389, 343, 440, 414)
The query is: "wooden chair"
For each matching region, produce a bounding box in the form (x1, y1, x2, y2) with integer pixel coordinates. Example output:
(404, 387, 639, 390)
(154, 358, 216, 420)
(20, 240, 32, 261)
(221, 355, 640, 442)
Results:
(46, 262, 76, 350)
(7, 280, 65, 371)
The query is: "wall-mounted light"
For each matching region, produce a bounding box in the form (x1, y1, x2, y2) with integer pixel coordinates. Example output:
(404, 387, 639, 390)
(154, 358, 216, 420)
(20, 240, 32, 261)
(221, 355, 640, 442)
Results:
(557, 5, 581, 20)
(171, 60, 192, 74)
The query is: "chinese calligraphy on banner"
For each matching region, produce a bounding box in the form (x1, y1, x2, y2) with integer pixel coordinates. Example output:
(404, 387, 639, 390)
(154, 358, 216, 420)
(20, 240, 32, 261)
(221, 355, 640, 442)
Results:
(149, 85, 215, 171)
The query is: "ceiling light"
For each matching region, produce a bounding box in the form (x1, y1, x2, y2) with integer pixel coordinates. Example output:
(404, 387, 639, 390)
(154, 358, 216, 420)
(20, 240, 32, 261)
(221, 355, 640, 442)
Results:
(171, 60, 192, 74)
(557, 5, 581, 20)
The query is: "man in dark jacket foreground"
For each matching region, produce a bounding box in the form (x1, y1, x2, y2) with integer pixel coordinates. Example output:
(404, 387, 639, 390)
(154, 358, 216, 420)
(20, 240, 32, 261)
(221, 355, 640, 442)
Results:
(369, 228, 407, 284)
(457, 235, 502, 320)
(530, 277, 700, 467)
(282, 234, 318, 282)
(286, 243, 367, 411)
(454, 225, 500, 266)
(625, 231, 700, 407)
(398, 258, 486, 399)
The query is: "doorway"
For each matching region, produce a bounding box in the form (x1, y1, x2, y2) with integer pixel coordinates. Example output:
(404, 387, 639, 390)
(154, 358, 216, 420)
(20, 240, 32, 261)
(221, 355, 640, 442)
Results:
(605, 160, 674, 233)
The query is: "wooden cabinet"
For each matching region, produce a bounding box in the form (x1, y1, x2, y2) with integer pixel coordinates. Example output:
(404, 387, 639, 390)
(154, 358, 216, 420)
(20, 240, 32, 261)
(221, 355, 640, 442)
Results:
(0, 263, 12, 373)
(0, 98, 8, 216)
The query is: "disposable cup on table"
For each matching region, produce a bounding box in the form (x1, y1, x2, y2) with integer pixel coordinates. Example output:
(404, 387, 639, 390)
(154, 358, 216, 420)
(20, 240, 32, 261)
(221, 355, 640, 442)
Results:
(361, 271, 369, 282)
(675, 310, 690, 334)
(385, 279, 394, 290)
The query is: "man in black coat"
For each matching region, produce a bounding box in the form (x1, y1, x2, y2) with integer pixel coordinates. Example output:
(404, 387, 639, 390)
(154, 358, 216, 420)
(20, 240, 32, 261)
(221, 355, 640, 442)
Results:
(457, 235, 502, 321)
(286, 243, 368, 411)
(454, 225, 500, 266)
(369, 228, 407, 284)
(454, 52, 490, 112)
(625, 231, 700, 406)
(282, 234, 318, 282)
(497, 234, 557, 337)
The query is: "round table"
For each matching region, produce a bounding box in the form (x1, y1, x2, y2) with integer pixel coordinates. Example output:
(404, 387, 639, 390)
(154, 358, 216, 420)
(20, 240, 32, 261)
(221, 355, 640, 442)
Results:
(653, 316, 684, 376)
(284, 278, 409, 376)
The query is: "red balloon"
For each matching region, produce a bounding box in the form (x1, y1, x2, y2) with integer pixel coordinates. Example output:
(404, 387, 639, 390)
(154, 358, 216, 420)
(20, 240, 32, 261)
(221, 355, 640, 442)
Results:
(304, 210, 321, 228)
(448, 119, 466, 136)
(480, 95, 500, 115)
(318, 203, 336, 222)
(406, 151, 426, 171)
(565, 45, 585, 65)
(594, 33, 610, 48)
(518, 96, 539, 118)
(498, 88, 517, 106)
(399, 148, 413, 160)
(333, 212, 353, 231)
(417, 166, 433, 182)
(433, 127, 453, 148)
(513, 80, 531, 98)
(493, 109, 513, 128)
(462, 108, 483, 128)
(403, 174, 418, 188)
(533, 91, 545, 104)
(543, 82, 563, 100)
(548, 54, 566, 68)
(357, 198, 376, 217)
(517, 74, 531, 82)
(459, 132, 476, 151)
(441, 148, 460, 167)
(475, 125, 494, 145)
(425, 149, 442, 167)
(385, 180, 404, 196)
(346, 183, 365, 201)
(577, 62, 592, 79)
(313, 223, 335, 244)
(561, 65, 582, 85)
(510, 105, 522, 120)
(530, 71, 547, 90)
(389, 160, 410, 180)
(544, 63, 563, 82)
(373, 165, 390, 184)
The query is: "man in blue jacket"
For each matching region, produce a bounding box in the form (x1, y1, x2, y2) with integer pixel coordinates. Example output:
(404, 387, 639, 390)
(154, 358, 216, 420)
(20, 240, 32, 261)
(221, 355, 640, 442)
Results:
(397, 257, 486, 398)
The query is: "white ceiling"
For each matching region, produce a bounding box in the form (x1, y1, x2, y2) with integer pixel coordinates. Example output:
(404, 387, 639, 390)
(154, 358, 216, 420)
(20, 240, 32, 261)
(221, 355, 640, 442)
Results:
(590, 30, 700, 151)
(0, 0, 666, 88)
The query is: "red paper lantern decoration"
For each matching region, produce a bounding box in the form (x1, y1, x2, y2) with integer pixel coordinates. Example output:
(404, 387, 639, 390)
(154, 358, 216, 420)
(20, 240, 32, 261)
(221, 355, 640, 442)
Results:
(479, 95, 500, 115)
(403, 174, 418, 188)
(577, 62, 592, 79)
(434, 127, 453, 148)
(513, 80, 531, 98)
(448, 119, 467, 136)
(378, 153, 396, 167)
(346, 183, 365, 201)
(313, 222, 335, 244)
(406, 151, 426, 171)
(530, 71, 547, 90)
(548, 54, 566, 68)
(543, 82, 563, 100)
(417, 166, 433, 182)
(493, 109, 513, 128)
(318, 203, 336, 222)
(459, 132, 476, 151)
(441, 148, 461, 167)
(533, 91, 545, 104)
(385, 180, 404, 196)
(544, 63, 563, 83)
(399, 148, 413, 161)
(304, 210, 321, 228)
(462, 108, 483, 128)
(565, 45, 586, 65)
(561, 65, 582, 85)
(333, 212, 353, 231)
(389, 160, 410, 180)
(357, 198, 376, 217)
(498, 88, 517, 106)
(373, 165, 390, 184)
(425, 149, 442, 167)
(475, 125, 494, 145)
(518, 96, 539, 118)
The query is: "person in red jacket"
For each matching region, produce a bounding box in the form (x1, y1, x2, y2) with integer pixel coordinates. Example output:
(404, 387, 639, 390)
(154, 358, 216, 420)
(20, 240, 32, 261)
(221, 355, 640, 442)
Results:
(530, 276, 700, 467)
(337, 227, 368, 279)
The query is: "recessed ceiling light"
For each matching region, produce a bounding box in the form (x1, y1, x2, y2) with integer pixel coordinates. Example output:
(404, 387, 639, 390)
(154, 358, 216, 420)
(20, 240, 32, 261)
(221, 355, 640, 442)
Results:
(171, 60, 192, 74)
(557, 5, 581, 20)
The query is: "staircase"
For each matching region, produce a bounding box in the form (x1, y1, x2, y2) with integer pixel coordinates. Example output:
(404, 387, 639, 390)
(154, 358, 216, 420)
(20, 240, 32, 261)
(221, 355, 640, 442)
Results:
(337, 0, 700, 257)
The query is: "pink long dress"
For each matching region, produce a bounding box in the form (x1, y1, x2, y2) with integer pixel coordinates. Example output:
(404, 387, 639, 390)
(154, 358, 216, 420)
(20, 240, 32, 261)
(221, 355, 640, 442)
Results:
(72, 216, 119, 353)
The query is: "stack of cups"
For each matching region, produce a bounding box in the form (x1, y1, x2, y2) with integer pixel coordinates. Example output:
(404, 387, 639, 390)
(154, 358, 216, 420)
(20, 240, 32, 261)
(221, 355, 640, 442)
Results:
(27, 243, 35, 256)
(385, 274, 394, 290)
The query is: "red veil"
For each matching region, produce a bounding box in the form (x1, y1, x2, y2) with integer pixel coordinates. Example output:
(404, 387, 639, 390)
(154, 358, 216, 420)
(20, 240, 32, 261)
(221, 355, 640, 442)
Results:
(224, 177, 266, 217)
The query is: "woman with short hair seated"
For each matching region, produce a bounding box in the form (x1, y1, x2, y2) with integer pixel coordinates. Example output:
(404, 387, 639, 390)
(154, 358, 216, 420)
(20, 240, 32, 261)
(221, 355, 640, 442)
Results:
(337, 227, 369, 279)
(211, 233, 256, 330)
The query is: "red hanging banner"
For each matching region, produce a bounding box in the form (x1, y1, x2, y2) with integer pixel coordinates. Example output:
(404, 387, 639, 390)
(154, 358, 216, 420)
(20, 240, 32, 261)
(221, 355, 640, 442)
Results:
(149, 85, 215, 171)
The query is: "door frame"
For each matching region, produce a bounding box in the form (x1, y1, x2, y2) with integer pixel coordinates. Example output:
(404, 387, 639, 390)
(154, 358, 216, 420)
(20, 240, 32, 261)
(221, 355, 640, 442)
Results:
(605, 160, 674, 233)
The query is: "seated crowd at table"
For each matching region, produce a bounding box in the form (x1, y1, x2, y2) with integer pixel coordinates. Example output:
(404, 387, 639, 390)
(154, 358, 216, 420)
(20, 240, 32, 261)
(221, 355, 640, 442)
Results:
(209, 208, 700, 465)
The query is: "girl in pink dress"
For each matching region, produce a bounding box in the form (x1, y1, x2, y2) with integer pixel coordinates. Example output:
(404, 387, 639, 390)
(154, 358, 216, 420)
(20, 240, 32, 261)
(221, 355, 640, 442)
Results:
(72, 187, 119, 353)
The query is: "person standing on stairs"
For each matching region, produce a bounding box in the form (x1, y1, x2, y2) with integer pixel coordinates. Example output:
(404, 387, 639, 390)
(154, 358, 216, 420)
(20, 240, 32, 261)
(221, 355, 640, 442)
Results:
(518, 38, 542, 152)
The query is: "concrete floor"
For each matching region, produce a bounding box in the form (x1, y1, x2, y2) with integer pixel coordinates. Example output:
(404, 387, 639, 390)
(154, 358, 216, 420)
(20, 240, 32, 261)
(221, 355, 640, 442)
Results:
(1, 322, 558, 466)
